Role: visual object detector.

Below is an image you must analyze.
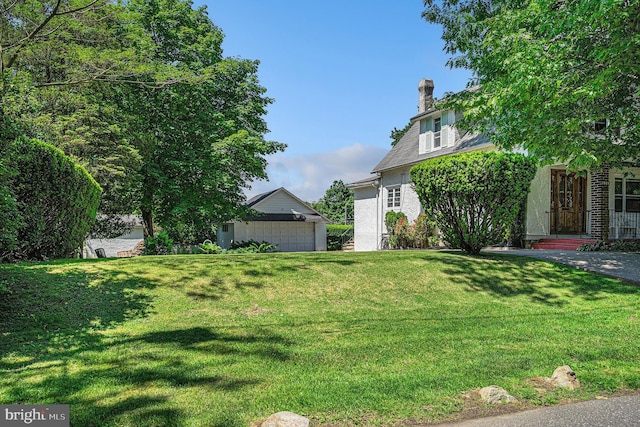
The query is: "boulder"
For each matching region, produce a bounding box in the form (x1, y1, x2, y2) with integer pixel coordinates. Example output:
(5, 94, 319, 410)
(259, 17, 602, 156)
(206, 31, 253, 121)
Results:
(548, 365, 580, 390)
(261, 411, 310, 427)
(479, 385, 517, 404)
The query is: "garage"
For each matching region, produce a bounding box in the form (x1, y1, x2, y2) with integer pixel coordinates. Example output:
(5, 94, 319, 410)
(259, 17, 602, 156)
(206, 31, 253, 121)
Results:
(245, 221, 315, 252)
(218, 187, 329, 252)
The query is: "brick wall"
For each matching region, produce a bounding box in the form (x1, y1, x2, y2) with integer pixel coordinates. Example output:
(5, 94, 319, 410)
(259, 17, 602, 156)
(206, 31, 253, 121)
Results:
(590, 165, 610, 240)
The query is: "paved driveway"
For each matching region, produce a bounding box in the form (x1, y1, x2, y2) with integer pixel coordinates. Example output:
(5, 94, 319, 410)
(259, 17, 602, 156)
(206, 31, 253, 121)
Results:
(484, 248, 640, 285)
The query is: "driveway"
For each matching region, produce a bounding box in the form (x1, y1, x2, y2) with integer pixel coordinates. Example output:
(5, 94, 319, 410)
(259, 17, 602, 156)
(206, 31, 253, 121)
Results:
(432, 393, 640, 427)
(484, 248, 640, 285)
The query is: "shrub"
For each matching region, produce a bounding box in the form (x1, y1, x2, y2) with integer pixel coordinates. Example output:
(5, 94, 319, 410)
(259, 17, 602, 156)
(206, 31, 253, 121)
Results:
(577, 239, 640, 252)
(411, 151, 536, 254)
(385, 211, 407, 248)
(144, 231, 174, 255)
(326, 224, 354, 251)
(0, 144, 20, 259)
(229, 240, 277, 253)
(9, 137, 102, 260)
(198, 239, 222, 254)
(412, 213, 438, 248)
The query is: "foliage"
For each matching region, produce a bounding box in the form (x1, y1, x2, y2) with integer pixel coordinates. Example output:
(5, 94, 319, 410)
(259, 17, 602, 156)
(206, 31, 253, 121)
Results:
(411, 152, 536, 254)
(578, 239, 640, 253)
(197, 239, 222, 254)
(311, 180, 354, 223)
(1, 251, 638, 426)
(326, 224, 354, 251)
(7, 137, 101, 261)
(412, 213, 439, 248)
(0, 143, 20, 258)
(144, 230, 174, 255)
(390, 121, 412, 146)
(384, 211, 407, 248)
(228, 240, 277, 253)
(0, 0, 285, 240)
(423, 0, 640, 169)
(385, 212, 438, 249)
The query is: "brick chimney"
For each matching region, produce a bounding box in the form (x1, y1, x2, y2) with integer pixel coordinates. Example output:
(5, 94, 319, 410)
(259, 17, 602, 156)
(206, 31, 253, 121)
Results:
(418, 78, 434, 113)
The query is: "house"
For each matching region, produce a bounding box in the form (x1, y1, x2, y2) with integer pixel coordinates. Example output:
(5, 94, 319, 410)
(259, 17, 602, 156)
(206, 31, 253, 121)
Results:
(217, 187, 329, 252)
(348, 79, 640, 251)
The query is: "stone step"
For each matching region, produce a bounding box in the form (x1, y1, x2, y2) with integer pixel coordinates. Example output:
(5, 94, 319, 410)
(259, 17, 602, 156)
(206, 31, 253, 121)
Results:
(531, 238, 595, 251)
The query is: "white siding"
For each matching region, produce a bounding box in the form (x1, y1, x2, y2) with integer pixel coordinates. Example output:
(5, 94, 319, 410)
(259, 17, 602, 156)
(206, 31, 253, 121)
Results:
(253, 191, 315, 214)
(353, 185, 379, 251)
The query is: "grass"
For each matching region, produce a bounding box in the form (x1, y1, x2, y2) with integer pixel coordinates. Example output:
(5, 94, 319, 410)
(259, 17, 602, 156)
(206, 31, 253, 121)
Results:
(1, 250, 639, 426)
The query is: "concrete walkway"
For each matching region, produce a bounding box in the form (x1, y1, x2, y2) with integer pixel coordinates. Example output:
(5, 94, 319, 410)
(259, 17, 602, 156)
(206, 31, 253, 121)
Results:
(484, 248, 640, 285)
(433, 393, 640, 427)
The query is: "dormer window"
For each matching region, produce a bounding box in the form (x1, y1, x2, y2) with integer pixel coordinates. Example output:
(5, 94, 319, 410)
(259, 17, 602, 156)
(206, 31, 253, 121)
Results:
(433, 117, 442, 149)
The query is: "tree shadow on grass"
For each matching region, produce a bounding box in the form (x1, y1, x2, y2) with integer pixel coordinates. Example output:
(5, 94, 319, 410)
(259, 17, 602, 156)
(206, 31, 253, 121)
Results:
(0, 262, 281, 426)
(427, 252, 638, 306)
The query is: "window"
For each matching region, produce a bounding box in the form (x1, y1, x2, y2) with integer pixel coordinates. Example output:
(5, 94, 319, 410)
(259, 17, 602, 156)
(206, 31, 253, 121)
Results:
(222, 224, 229, 232)
(433, 117, 442, 149)
(614, 178, 640, 213)
(387, 187, 401, 208)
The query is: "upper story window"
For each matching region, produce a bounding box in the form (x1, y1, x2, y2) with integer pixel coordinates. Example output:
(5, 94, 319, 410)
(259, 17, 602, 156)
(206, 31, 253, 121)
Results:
(615, 178, 640, 212)
(433, 117, 442, 149)
(387, 187, 401, 208)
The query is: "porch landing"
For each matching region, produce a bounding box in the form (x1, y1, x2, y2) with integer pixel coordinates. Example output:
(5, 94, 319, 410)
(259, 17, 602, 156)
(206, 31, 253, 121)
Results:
(530, 238, 596, 251)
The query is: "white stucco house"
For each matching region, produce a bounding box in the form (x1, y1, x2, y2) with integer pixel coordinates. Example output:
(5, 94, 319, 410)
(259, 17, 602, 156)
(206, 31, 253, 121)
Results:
(348, 79, 640, 251)
(217, 187, 329, 252)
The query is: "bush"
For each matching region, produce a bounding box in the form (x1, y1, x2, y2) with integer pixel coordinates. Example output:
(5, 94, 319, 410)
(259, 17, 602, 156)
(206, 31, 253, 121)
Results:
(326, 224, 354, 251)
(229, 240, 277, 253)
(0, 144, 20, 258)
(411, 152, 536, 254)
(144, 231, 174, 255)
(198, 239, 222, 254)
(385, 212, 438, 249)
(412, 213, 438, 248)
(8, 137, 102, 260)
(577, 239, 640, 252)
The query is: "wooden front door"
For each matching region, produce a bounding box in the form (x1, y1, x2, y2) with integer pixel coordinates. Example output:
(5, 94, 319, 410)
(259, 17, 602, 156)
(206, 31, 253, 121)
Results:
(550, 170, 587, 234)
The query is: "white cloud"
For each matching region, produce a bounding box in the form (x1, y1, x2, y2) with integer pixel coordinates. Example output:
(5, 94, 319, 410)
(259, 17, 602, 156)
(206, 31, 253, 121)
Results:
(245, 143, 388, 202)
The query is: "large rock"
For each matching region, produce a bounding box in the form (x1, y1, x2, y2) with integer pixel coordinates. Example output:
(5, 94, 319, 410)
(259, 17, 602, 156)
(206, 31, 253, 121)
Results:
(261, 411, 310, 427)
(548, 365, 580, 390)
(479, 385, 517, 404)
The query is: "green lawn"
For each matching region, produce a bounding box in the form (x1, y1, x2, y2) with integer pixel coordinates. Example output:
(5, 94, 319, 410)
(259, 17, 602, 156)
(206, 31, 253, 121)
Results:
(1, 250, 639, 426)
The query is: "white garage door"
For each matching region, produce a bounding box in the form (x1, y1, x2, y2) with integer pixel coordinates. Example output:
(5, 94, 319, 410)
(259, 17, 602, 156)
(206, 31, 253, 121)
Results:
(247, 222, 315, 252)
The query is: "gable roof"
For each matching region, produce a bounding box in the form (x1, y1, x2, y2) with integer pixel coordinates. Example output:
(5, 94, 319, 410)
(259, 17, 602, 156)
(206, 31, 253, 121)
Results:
(371, 119, 493, 174)
(244, 187, 330, 223)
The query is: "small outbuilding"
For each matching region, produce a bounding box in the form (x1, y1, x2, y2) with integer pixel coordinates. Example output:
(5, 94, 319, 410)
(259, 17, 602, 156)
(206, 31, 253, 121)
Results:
(217, 187, 329, 252)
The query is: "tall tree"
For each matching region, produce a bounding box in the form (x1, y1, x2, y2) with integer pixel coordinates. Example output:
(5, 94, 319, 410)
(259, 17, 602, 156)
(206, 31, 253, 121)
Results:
(423, 0, 640, 169)
(1, 0, 284, 242)
(120, 0, 285, 241)
(312, 180, 354, 224)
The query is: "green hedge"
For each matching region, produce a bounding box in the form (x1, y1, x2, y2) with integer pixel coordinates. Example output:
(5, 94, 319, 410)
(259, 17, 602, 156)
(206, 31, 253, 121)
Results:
(0, 143, 20, 258)
(326, 224, 353, 251)
(411, 151, 536, 254)
(9, 137, 102, 260)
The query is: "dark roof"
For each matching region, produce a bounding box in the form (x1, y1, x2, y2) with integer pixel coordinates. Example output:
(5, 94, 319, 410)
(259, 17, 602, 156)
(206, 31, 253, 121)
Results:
(245, 188, 279, 208)
(346, 175, 380, 189)
(246, 213, 324, 222)
(371, 121, 492, 173)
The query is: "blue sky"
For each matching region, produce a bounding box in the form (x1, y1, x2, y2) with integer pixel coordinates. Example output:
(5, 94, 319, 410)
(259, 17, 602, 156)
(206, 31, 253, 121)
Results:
(199, 1, 472, 201)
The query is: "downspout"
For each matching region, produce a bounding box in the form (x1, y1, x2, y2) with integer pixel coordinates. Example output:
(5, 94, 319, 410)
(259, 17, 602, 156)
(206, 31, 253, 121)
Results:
(375, 178, 381, 250)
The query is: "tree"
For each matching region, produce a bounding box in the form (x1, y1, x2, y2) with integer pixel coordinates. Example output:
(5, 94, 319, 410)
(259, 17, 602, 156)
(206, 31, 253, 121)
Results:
(312, 180, 354, 223)
(423, 0, 640, 169)
(1, 0, 285, 243)
(390, 122, 412, 146)
(411, 152, 536, 254)
(119, 0, 285, 242)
